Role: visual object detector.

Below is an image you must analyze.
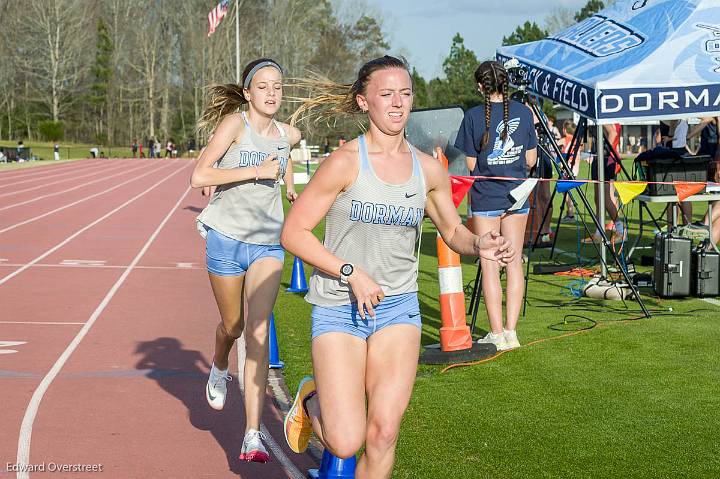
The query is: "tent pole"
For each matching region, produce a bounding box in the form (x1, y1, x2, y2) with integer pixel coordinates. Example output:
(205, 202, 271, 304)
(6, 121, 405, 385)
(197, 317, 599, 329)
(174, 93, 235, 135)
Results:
(597, 124, 607, 277)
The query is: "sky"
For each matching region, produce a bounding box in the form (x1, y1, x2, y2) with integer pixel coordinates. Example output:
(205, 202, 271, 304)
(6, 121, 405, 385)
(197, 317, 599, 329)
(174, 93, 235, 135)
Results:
(361, 0, 592, 80)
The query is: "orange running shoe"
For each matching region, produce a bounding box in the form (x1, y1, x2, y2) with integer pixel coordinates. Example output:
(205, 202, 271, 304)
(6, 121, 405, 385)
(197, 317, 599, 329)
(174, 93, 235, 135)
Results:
(284, 376, 316, 453)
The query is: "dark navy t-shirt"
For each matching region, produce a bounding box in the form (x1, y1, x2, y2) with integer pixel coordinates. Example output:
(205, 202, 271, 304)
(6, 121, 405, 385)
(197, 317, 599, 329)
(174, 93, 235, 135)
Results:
(454, 100, 537, 212)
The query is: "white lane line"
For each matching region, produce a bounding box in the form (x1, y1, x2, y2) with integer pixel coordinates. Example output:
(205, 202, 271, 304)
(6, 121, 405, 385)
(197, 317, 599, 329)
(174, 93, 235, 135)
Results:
(0, 263, 205, 271)
(0, 161, 114, 188)
(0, 162, 190, 286)
(15, 185, 192, 479)
(236, 336, 306, 479)
(0, 341, 27, 355)
(59, 260, 107, 266)
(0, 161, 144, 203)
(0, 161, 176, 235)
(0, 159, 103, 182)
(0, 322, 84, 325)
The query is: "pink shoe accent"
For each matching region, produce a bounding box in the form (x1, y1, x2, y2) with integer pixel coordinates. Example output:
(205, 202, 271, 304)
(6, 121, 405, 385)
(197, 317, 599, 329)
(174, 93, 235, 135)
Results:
(239, 450, 270, 463)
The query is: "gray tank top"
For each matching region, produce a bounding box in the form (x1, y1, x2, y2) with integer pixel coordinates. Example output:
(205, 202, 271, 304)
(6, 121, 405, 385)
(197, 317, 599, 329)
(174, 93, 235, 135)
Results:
(306, 135, 426, 307)
(197, 112, 291, 244)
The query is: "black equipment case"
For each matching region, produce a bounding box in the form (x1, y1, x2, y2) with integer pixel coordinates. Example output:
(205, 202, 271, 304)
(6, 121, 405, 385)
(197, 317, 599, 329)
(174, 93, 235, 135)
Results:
(691, 240, 720, 297)
(653, 231, 692, 297)
(645, 155, 709, 196)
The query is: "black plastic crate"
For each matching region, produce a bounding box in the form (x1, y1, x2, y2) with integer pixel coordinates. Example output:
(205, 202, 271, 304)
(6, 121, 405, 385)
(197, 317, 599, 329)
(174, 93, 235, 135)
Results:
(646, 155, 709, 196)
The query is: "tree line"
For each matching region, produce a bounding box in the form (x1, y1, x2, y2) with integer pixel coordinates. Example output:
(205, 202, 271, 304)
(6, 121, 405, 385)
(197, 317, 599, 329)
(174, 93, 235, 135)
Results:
(0, 0, 609, 148)
(0, 0, 389, 147)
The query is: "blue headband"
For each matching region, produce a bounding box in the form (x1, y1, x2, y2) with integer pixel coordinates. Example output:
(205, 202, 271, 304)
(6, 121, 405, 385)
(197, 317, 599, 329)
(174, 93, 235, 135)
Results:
(243, 61, 283, 90)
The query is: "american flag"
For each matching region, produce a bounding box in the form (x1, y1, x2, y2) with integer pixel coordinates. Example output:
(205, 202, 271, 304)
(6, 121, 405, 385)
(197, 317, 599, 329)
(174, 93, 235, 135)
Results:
(207, 0, 229, 38)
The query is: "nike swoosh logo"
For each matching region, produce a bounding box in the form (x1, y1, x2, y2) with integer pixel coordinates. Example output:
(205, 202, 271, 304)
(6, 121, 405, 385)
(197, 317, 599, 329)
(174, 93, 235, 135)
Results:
(277, 146, 287, 150)
(405, 193, 417, 198)
(207, 383, 216, 401)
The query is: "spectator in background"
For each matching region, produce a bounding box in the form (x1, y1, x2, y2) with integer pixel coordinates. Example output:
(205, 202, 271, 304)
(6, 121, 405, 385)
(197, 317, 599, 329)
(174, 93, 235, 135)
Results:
(17, 141, 25, 160)
(689, 116, 719, 160)
(560, 120, 580, 223)
(54, 141, 60, 161)
(668, 119, 693, 224)
(148, 138, 155, 158)
(131, 139, 138, 158)
(582, 124, 623, 243)
(323, 137, 330, 157)
(165, 140, 173, 158)
(547, 116, 561, 142)
(139, 141, 144, 158)
(90, 147, 99, 158)
(706, 160, 720, 245)
(669, 119, 690, 155)
(338, 136, 346, 147)
(155, 139, 162, 158)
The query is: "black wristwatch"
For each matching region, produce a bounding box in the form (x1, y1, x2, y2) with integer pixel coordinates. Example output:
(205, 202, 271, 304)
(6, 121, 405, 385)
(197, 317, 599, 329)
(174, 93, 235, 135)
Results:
(339, 263, 354, 283)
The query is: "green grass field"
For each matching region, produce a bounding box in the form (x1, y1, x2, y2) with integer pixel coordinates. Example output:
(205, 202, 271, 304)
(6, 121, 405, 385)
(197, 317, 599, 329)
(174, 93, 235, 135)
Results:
(273, 158, 720, 478)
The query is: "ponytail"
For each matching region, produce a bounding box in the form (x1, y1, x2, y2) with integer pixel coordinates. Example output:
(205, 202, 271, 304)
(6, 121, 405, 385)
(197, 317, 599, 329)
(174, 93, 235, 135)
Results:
(288, 55, 410, 128)
(197, 83, 247, 133)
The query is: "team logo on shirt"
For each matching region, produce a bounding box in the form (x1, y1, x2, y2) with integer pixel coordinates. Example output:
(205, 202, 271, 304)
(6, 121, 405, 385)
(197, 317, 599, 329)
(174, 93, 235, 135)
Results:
(487, 118, 524, 165)
(237, 150, 287, 175)
(349, 200, 424, 228)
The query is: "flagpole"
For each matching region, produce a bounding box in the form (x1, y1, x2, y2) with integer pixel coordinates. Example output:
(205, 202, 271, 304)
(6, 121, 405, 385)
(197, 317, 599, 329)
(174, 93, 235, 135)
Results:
(235, 0, 240, 83)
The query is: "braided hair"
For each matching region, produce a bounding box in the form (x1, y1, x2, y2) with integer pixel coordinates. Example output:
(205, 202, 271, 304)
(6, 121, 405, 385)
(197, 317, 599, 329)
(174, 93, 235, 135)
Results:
(474, 61, 510, 151)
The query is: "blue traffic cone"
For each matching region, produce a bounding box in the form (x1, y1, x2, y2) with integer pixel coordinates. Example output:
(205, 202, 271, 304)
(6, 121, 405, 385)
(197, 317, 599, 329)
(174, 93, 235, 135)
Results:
(268, 313, 284, 369)
(308, 450, 357, 479)
(287, 256, 309, 293)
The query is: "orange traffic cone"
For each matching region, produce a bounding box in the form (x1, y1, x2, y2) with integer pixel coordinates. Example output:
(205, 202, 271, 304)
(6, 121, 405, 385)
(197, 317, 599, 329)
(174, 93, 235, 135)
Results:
(435, 147, 472, 352)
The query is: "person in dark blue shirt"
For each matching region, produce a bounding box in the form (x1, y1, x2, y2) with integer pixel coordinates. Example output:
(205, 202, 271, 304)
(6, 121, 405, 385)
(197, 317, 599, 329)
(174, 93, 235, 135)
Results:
(454, 60, 537, 352)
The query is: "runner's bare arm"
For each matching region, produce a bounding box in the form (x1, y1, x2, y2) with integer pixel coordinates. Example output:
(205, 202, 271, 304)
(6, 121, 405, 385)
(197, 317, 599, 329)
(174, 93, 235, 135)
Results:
(420, 153, 515, 264)
(190, 114, 280, 188)
(283, 125, 302, 202)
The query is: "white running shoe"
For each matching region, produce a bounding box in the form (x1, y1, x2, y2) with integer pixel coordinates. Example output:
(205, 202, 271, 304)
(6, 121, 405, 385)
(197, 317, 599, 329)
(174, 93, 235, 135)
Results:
(477, 331, 508, 351)
(503, 329, 521, 350)
(240, 429, 270, 463)
(206, 364, 231, 411)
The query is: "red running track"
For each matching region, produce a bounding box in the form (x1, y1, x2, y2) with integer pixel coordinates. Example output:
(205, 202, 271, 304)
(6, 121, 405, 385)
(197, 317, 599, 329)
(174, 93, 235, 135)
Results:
(0, 159, 316, 478)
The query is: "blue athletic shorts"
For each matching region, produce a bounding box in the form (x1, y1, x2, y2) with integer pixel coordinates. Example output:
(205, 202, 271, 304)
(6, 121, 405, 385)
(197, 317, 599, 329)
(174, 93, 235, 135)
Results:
(472, 207, 530, 217)
(205, 227, 284, 276)
(311, 292, 421, 340)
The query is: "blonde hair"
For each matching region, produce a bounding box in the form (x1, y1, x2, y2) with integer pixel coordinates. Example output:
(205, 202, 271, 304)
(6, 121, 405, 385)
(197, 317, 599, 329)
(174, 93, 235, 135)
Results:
(197, 83, 247, 133)
(287, 55, 409, 128)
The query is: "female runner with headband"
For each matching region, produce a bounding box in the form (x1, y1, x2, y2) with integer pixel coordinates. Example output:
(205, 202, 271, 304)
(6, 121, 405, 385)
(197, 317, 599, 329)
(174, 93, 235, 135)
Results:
(192, 58, 301, 463)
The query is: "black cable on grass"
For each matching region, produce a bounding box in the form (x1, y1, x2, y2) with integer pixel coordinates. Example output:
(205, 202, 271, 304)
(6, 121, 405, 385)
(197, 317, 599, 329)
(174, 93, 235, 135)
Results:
(549, 315, 597, 331)
(441, 306, 712, 373)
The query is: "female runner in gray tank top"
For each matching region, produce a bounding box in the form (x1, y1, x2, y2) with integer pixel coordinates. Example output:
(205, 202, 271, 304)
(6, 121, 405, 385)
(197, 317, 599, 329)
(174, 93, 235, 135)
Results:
(280, 56, 516, 479)
(190, 58, 301, 463)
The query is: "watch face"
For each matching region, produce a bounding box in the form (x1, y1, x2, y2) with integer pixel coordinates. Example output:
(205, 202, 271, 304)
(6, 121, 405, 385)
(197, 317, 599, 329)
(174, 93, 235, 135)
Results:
(341, 264, 353, 276)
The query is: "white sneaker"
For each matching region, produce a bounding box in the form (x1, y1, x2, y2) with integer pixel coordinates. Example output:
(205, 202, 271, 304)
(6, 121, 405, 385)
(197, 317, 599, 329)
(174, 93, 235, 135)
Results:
(205, 364, 231, 411)
(503, 329, 521, 350)
(240, 429, 270, 463)
(477, 331, 508, 351)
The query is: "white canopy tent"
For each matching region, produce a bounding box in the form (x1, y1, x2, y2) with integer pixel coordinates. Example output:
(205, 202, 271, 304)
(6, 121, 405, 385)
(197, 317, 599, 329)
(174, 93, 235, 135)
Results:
(497, 0, 720, 270)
